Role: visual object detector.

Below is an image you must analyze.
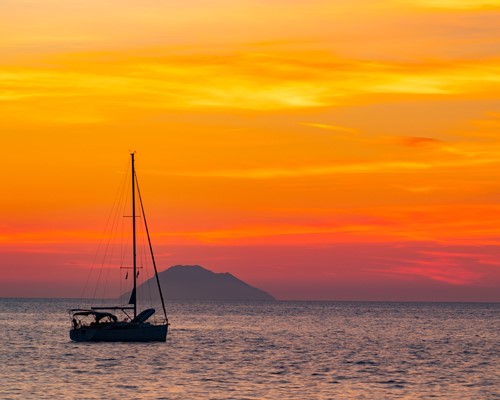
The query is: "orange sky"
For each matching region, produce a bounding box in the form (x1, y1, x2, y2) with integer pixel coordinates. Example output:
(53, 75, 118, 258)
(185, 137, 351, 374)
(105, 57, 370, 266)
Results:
(1, 0, 500, 300)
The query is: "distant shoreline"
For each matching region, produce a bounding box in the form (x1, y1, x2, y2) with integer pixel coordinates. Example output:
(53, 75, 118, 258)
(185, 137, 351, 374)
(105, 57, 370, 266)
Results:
(1, 297, 499, 304)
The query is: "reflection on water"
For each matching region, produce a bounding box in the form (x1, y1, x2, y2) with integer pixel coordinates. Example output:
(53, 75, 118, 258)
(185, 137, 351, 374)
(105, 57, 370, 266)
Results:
(0, 299, 498, 399)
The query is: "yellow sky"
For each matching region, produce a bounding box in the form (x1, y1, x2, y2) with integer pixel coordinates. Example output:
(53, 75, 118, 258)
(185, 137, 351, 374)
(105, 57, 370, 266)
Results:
(1, 0, 500, 299)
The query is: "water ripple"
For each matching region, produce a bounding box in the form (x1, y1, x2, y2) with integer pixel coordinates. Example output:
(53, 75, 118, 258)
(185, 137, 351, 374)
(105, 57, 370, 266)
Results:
(0, 299, 499, 399)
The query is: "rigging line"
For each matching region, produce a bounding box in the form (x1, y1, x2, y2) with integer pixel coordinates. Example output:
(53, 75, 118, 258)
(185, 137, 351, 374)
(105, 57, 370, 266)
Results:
(124, 236, 133, 300)
(139, 221, 149, 309)
(96, 171, 127, 301)
(136, 219, 143, 308)
(80, 160, 126, 300)
(119, 213, 122, 299)
(135, 172, 168, 323)
(139, 220, 154, 311)
(93, 163, 130, 301)
(99, 213, 119, 301)
(115, 165, 132, 299)
(119, 173, 132, 301)
(143, 230, 154, 312)
(100, 201, 123, 300)
(119, 180, 126, 299)
(145, 234, 155, 315)
(89, 160, 129, 302)
(80, 159, 129, 301)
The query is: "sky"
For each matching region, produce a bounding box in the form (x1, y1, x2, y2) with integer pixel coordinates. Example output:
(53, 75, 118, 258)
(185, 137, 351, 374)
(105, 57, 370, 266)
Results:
(1, 0, 500, 301)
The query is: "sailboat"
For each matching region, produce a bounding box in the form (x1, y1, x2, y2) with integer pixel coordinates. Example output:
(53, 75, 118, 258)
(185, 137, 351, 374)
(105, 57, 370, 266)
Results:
(69, 153, 169, 342)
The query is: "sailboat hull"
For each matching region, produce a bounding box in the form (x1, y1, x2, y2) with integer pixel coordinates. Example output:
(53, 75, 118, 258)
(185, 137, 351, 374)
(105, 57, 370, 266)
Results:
(70, 323, 168, 342)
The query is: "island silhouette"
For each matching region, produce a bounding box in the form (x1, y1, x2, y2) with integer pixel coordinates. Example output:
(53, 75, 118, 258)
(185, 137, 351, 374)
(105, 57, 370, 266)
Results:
(121, 265, 275, 301)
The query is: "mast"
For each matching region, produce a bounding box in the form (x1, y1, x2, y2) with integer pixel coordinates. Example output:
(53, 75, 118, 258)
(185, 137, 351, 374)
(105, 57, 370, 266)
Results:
(131, 152, 137, 319)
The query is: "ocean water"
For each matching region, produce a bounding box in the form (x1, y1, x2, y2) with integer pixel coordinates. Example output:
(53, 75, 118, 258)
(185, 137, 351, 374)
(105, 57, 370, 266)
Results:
(0, 299, 498, 399)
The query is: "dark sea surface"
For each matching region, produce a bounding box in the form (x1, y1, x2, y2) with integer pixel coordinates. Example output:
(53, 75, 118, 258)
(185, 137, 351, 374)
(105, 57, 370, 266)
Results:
(0, 299, 498, 399)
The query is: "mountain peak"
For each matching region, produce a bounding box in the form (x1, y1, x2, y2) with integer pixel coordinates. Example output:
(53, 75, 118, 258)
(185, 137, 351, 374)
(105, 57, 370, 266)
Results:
(122, 265, 275, 301)
(169, 264, 205, 270)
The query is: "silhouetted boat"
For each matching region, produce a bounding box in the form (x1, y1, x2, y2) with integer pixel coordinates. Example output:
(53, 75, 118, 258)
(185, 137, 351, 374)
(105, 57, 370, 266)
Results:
(69, 153, 169, 342)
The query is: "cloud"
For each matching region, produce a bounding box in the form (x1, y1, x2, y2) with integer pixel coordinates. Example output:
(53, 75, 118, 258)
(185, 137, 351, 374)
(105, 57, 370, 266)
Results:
(400, 136, 442, 147)
(397, 0, 500, 9)
(1, 53, 500, 116)
(485, 111, 500, 119)
(402, 186, 435, 193)
(386, 262, 480, 285)
(151, 161, 431, 179)
(369, 247, 488, 285)
(301, 122, 358, 134)
(157, 156, 500, 179)
(396, 136, 484, 158)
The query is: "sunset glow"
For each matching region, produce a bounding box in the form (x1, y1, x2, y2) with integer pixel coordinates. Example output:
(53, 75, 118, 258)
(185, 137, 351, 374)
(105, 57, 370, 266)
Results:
(1, 0, 499, 300)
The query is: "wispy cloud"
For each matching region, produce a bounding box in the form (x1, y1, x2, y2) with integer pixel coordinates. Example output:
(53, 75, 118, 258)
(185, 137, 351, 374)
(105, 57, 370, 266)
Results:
(369, 247, 488, 285)
(151, 161, 431, 179)
(397, 0, 500, 9)
(380, 262, 481, 285)
(1, 54, 500, 116)
(158, 157, 500, 179)
(301, 122, 358, 134)
(400, 136, 442, 147)
(401, 186, 435, 193)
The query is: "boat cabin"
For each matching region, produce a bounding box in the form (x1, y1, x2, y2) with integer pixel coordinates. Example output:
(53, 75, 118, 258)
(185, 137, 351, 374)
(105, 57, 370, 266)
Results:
(70, 309, 118, 329)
